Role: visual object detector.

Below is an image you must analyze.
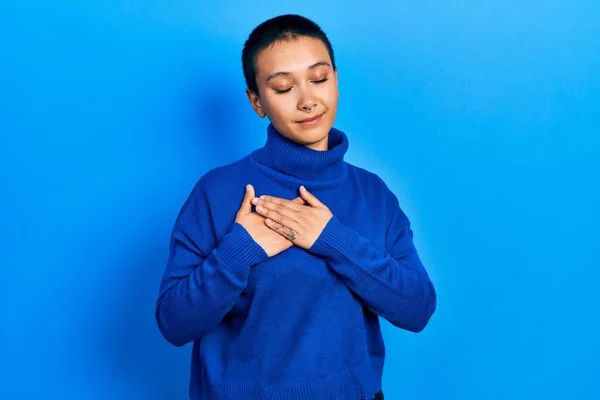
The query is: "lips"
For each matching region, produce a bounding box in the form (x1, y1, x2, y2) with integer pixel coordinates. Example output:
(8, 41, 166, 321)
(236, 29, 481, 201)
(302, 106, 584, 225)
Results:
(297, 113, 324, 125)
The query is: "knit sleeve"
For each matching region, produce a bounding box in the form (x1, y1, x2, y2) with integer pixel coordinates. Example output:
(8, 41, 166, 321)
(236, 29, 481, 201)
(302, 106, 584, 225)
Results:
(155, 182, 268, 347)
(309, 195, 436, 333)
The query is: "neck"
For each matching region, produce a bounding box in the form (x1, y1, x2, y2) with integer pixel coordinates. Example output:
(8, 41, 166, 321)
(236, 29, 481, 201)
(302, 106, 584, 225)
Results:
(305, 135, 329, 151)
(251, 123, 349, 182)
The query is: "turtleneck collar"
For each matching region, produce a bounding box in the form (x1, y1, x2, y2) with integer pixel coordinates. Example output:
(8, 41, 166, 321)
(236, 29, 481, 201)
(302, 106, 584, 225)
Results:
(251, 123, 349, 183)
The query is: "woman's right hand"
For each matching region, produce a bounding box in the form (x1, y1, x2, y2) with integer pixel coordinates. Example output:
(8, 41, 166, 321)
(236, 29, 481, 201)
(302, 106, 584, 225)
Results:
(235, 184, 302, 258)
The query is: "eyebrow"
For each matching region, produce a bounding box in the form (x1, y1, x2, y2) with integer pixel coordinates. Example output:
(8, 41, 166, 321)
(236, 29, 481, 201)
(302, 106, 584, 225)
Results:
(265, 61, 331, 83)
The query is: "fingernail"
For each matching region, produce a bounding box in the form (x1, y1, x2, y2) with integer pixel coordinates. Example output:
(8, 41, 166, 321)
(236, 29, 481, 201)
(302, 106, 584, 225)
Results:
(246, 184, 251, 191)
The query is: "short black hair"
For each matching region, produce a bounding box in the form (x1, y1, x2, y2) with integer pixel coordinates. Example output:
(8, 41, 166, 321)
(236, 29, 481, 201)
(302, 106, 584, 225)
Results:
(242, 14, 336, 96)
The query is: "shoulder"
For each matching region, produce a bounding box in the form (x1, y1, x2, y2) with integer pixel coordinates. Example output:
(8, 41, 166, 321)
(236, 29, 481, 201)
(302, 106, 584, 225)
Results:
(174, 156, 251, 227)
(345, 161, 410, 225)
(345, 162, 398, 205)
(346, 161, 384, 186)
(192, 156, 251, 197)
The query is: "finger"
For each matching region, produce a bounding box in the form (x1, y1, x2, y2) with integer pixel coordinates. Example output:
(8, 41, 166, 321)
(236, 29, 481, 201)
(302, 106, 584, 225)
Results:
(239, 184, 255, 214)
(265, 218, 299, 243)
(257, 195, 303, 211)
(291, 196, 306, 205)
(255, 199, 300, 219)
(299, 185, 323, 207)
(255, 204, 298, 225)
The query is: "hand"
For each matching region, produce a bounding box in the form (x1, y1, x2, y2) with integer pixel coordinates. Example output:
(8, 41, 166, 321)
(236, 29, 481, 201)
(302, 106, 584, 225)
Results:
(235, 185, 304, 258)
(251, 186, 333, 250)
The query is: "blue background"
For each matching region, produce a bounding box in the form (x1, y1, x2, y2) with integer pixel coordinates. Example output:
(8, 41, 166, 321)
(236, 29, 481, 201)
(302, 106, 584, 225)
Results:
(2, 1, 599, 399)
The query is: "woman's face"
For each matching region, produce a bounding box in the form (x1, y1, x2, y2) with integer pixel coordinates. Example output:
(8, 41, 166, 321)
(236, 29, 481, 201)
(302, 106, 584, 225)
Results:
(246, 36, 339, 151)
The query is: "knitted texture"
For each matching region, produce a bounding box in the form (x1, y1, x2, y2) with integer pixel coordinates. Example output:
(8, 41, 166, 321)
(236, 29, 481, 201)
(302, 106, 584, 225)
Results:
(155, 123, 437, 400)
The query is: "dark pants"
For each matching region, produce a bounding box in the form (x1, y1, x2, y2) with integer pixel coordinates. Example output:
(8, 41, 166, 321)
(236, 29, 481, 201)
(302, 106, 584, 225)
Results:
(371, 389, 384, 400)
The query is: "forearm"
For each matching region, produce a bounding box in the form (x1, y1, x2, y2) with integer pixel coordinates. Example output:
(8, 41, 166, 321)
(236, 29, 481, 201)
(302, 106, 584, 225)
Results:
(155, 223, 268, 346)
(310, 216, 436, 332)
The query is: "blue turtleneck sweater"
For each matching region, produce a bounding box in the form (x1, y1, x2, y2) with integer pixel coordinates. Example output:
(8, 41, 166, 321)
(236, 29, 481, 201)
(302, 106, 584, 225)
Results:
(155, 123, 436, 400)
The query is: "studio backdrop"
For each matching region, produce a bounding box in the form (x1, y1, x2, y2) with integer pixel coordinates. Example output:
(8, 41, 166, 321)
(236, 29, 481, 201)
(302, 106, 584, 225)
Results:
(2, 1, 599, 399)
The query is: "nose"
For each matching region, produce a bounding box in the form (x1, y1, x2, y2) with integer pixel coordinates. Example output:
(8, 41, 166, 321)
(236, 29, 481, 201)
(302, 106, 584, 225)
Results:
(297, 87, 317, 113)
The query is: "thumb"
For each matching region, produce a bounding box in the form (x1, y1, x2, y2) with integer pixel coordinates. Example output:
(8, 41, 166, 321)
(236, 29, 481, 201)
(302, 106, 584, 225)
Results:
(291, 196, 306, 205)
(238, 184, 255, 214)
(299, 186, 323, 207)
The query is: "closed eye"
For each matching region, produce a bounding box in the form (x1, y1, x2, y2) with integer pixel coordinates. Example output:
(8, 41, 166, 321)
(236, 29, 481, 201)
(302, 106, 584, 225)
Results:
(274, 87, 293, 94)
(274, 78, 329, 95)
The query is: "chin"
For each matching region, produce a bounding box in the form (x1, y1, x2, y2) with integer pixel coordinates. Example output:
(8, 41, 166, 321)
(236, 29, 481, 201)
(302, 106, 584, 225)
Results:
(291, 127, 329, 146)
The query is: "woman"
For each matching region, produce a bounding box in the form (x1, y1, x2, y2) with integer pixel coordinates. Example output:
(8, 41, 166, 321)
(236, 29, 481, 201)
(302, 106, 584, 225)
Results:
(155, 14, 436, 400)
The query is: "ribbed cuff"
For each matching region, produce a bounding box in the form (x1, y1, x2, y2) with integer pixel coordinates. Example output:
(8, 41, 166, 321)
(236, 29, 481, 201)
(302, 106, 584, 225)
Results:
(214, 222, 269, 277)
(309, 215, 360, 263)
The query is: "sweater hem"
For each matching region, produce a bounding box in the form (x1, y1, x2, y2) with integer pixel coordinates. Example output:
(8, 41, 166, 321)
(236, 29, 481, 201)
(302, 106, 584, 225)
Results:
(197, 365, 382, 400)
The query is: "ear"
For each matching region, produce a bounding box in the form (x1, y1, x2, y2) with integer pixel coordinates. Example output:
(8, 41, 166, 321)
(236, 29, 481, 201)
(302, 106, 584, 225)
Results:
(245, 88, 266, 118)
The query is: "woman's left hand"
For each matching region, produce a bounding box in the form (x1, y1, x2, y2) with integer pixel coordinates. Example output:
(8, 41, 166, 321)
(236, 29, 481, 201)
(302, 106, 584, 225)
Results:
(251, 186, 333, 250)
